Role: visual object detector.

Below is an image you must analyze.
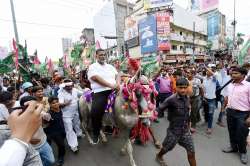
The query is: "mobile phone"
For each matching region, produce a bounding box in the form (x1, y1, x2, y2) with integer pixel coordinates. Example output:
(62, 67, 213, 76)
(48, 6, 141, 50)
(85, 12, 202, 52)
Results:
(9, 105, 28, 114)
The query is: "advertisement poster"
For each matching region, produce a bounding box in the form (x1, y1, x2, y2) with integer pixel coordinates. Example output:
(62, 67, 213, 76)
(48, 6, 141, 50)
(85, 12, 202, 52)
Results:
(191, 0, 200, 10)
(207, 13, 219, 37)
(144, 0, 173, 10)
(139, 15, 157, 54)
(124, 16, 139, 41)
(201, 0, 219, 12)
(156, 12, 171, 51)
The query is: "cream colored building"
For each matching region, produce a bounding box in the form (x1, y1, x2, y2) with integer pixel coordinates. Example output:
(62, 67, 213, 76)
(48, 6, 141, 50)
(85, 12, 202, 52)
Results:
(125, 2, 208, 63)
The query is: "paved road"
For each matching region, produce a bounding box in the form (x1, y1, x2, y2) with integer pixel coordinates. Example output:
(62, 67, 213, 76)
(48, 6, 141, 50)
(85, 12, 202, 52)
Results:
(60, 111, 250, 166)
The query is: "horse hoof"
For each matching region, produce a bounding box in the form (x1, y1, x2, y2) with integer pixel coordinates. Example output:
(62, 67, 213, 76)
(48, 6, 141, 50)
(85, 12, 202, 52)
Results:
(154, 141, 161, 149)
(100, 131, 108, 143)
(120, 148, 126, 156)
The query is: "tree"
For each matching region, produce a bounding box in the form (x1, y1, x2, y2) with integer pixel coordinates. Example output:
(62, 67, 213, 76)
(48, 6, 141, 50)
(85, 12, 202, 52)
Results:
(226, 37, 234, 50)
(236, 33, 245, 48)
(206, 40, 213, 53)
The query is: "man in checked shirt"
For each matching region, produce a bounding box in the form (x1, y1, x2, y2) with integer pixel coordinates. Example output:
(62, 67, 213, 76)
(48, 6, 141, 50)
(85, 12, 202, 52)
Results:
(155, 77, 196, 166)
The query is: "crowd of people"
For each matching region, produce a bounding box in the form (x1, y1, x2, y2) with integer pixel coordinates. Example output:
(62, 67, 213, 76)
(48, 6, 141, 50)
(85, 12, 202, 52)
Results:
(0, 49, 250, 166)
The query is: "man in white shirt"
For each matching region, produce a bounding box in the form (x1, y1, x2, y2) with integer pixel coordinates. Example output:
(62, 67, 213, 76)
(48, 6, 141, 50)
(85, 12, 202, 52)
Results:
(215, 65, 231, 127)
(58, 79, 83, 152)
(88, 49, 119, 144)
(202, 67, 217, 135)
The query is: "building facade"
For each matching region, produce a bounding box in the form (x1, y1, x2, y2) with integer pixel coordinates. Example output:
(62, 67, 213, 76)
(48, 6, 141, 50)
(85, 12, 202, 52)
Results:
(93, 0, 134, 56)
(199, 10, 226, 50)
(62, 38, 73, 55)
(124, 1, 208, 63)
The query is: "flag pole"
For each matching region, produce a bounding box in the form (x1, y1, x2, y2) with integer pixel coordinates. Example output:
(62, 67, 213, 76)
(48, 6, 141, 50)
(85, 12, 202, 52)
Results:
(10, 0, 19, 44)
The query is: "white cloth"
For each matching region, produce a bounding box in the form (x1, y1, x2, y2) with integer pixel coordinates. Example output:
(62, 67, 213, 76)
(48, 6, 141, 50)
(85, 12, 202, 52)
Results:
(191, 78, 202, 97)
(215, 69, 231, 97)
(0, 139, 27, 166)
(58, 88, 82, 149)
(202, 76, 217, 99)
(88, 62, 117, 93)
(63, 113, 82, 149)
(58, 88, 82, 118)
(2, 86, 7, 92)
(19, 92, 29, 101)
(0, 104, 9, 121)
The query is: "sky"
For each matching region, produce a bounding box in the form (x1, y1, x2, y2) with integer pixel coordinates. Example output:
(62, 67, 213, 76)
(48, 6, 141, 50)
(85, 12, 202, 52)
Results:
(0, 0, 249, 61)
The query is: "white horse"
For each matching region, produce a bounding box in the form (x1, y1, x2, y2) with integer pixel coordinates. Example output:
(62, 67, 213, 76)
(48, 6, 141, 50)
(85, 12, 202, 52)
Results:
(79, 75, 157, 166)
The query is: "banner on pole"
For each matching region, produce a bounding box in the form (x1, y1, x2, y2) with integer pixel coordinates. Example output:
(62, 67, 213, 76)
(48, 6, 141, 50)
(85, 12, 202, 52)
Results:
(156, 11, 171, 51)
(201, 0, 219, 12)
(139, 15, 157, 54)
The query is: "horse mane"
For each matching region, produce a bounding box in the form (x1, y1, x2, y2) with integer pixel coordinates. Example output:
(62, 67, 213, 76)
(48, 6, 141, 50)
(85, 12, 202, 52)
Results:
(80, 69, 91, 89)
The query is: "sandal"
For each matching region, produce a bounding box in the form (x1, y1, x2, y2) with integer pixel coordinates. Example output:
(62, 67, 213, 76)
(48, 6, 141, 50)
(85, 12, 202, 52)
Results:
(155, 154, 168, 166)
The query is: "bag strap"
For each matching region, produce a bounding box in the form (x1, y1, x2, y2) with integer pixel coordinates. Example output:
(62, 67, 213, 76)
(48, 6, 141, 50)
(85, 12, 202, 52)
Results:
(217, 79, 233, 92)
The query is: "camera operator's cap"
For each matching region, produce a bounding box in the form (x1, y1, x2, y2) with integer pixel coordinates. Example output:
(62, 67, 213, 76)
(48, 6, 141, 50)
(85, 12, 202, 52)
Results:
(22, 82, 33, 90)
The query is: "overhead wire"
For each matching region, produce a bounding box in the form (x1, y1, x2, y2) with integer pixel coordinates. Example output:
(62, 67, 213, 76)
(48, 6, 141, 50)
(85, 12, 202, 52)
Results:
(0, 18, 81, 30)
(37, 0, 116, 17)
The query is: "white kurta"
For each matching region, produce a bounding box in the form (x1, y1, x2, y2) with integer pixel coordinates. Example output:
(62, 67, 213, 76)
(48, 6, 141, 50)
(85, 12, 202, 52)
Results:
(58, 88, 83, 149)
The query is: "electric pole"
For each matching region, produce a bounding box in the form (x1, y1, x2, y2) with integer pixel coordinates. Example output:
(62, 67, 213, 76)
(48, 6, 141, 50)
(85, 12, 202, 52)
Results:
(10, 0, 19, 44)
(192, 21, 195, 64)
(232, 0, 237, 61)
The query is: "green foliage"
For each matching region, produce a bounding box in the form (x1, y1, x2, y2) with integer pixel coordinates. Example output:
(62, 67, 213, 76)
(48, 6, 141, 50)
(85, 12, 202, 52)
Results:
(236, 33, 245, 47)
(206, 40, 213, 51)
(225, 37, 233, 49)
(71, 43, 83, 60)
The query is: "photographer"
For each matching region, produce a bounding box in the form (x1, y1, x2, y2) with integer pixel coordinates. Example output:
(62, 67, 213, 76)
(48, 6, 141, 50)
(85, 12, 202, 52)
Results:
(0, 92, 43, 166)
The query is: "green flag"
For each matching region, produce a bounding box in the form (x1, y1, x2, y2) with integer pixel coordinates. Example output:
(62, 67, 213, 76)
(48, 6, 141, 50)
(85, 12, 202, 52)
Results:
(238, 39, 250, 65)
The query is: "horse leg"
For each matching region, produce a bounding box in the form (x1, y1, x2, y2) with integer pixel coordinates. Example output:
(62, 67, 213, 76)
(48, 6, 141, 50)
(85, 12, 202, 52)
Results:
(126, 139, 137, 166)
(81, 122, 93, 144)
(148, 127, 161, 149)
(120, 141, 127, 156)
(100, 130, 108, 143)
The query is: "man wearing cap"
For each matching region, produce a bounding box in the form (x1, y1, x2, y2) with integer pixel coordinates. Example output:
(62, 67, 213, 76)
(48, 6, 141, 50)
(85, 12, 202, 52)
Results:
(222, 67, 250, 164)
(58, 79, 83, 152)
(87, 49, 119, 144)
(19, 82, 33, 101)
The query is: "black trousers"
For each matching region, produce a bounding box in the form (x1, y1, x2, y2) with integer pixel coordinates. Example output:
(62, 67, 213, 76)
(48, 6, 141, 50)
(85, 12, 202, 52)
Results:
(91, 90, 112, 137)
(47, 134, 66, 159)
(226, 108, 249, 153)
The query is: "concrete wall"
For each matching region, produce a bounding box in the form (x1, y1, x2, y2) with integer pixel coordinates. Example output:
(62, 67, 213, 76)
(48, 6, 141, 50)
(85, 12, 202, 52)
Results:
(93, 2, 117, 49)
(172, 4, 207, 35)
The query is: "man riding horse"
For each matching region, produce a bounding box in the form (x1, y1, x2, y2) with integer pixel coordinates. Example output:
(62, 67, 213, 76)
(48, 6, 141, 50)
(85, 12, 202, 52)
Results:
(87, 48, 120, 144)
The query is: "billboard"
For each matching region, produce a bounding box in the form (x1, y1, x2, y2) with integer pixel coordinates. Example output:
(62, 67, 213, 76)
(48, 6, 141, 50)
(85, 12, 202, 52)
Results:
(191, 0, 200, 10)
(144, 0, 173, 10)
(124, 16, 139, 41)
(207, 13, 219, 38)
(156, 12, 171, 51)
(139, 15, 157, 54)
(201, 0, 219, 12)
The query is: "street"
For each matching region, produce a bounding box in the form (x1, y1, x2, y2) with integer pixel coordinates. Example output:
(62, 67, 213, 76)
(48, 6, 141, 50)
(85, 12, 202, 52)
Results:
(62, 110, 250, 166)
